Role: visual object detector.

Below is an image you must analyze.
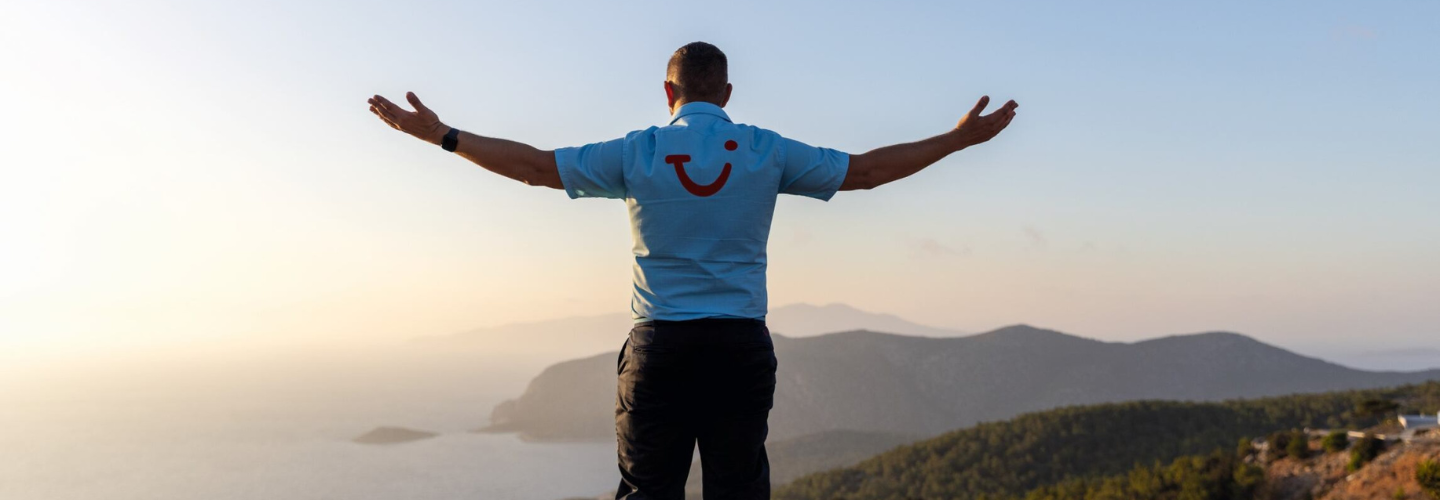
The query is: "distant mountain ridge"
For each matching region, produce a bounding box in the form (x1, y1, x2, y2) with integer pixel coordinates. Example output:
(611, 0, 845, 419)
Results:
(415, 303, 964, 362)
(485, 325, 1440, 442)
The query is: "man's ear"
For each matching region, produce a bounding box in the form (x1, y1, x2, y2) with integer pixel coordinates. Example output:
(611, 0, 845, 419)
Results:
(719, 83, 733, 108)
(664, 81, 680, 111)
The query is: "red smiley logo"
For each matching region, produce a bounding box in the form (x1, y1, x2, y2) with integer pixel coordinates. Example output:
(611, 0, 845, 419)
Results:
(665, 140, 737, 197)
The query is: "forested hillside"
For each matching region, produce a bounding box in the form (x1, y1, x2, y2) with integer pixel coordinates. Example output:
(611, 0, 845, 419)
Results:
(774, 382, 1440, 500)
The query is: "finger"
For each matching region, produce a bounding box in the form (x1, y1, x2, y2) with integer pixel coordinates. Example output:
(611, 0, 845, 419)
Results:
(991, 111, 1016, 133)
(996, 105, 1016, 122)
(1003, 99, 1018, 111)
(967, 95, 990, 118)
(372, 94, 409, 113)
(369, 106, 394, 124)
(984, 102, 1018, 121)
(368, 98, 399, 118)
(371, 95, 396, 110)
(373, 104, 399, 122)
(406, 92, 430, 113)
(367, 97, 395, 115)
(370, 104, 400, 124)
(996, 111, 1015, 130)
(378, 114, 402, 131)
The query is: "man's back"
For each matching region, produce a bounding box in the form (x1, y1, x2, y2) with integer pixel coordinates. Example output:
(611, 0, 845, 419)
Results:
(556, 102, 849, 322)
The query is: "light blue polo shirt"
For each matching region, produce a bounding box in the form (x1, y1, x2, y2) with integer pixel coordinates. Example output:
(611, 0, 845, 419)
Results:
(554, 102, 849, 322)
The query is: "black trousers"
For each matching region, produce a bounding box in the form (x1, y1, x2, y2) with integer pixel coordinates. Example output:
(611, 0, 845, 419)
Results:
(614, 318, 777, 500)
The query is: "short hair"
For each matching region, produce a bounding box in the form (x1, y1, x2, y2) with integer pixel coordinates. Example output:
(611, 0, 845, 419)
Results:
(667, 42, 728, 104)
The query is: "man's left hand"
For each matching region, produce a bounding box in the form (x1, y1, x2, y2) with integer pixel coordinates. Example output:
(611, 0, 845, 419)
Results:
(368, 92, 448, 145)
(950, 95, 1018, 150)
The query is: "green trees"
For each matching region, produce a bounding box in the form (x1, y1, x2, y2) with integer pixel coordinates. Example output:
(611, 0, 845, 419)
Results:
(1358, 399, 1401, 419)
(1285, 432, 1311, 460)
(1417, 459, 1440, 500)
(1322, 430, 1350, 453)
(1347, 433, 1384, 472)
(1266, 430, 1310, 460)
(1021, 450, 1263, 500)
(775, 382, 1440, 500)
(1268, 431, 1295, 460)
(1232, 454, 1266, 496)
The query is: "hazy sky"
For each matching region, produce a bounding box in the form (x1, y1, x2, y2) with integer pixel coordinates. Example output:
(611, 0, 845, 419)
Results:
(2, 0, 1437, 364)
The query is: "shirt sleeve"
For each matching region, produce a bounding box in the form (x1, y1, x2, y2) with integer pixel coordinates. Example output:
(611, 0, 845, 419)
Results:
(554, 137, 627, 199)
(777, 136, 850, 201)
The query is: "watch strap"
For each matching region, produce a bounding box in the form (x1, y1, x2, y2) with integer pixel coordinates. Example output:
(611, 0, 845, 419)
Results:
(441, 127, 460, 152)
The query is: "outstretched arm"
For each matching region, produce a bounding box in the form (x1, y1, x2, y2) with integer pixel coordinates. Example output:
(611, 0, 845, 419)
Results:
(840, 96, 1018, 191)
(368, 92, 563, 189)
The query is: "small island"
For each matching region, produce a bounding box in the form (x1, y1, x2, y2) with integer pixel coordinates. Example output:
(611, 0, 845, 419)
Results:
(352, 426, 438, 445)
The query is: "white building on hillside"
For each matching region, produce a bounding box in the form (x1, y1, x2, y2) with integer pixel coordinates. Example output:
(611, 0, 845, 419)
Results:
(1399, 413, 1438, 430)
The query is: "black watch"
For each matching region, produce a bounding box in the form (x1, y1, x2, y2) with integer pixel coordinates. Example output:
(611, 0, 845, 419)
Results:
(441, 127, 460, 152)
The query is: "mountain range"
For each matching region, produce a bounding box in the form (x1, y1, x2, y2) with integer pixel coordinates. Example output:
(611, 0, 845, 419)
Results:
(485, 325, 1440, 443)
(414, 303, 964, 362)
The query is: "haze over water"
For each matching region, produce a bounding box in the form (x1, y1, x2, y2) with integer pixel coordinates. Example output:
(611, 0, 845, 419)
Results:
(0, 348, 619, 500)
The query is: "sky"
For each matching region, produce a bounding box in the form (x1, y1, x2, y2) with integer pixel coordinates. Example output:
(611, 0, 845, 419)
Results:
(1, 0, 1437, 365)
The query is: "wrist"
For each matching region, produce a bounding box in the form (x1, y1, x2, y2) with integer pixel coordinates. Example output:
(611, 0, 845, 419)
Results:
(424, 123, 450, 145)
(943, 129, 972, 151)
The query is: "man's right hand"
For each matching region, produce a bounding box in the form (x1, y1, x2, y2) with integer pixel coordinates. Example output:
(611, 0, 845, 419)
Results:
(839, 94, 1020, 191)
(368, 92, 449, 146)
(950, 95, 1019, 150)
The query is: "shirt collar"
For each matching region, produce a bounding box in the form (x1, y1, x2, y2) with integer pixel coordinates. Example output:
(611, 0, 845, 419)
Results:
(669, 101, 732, 125)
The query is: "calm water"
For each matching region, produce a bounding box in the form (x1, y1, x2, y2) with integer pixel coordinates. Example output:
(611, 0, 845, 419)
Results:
(0, 348, 620, 500)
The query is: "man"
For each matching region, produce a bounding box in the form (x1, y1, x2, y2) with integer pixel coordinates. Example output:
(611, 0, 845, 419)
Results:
(368, 41, 1017, 500)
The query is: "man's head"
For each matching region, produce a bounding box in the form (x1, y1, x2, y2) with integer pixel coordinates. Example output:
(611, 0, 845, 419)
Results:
(665, 42, 732, 113)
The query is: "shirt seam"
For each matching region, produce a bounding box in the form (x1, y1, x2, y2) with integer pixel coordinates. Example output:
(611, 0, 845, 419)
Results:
(776, 137, 787, 178)
(620, 136, 631, 199)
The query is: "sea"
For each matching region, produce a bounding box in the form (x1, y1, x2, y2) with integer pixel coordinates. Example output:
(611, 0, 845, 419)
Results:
(0, 346, 621, 500)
